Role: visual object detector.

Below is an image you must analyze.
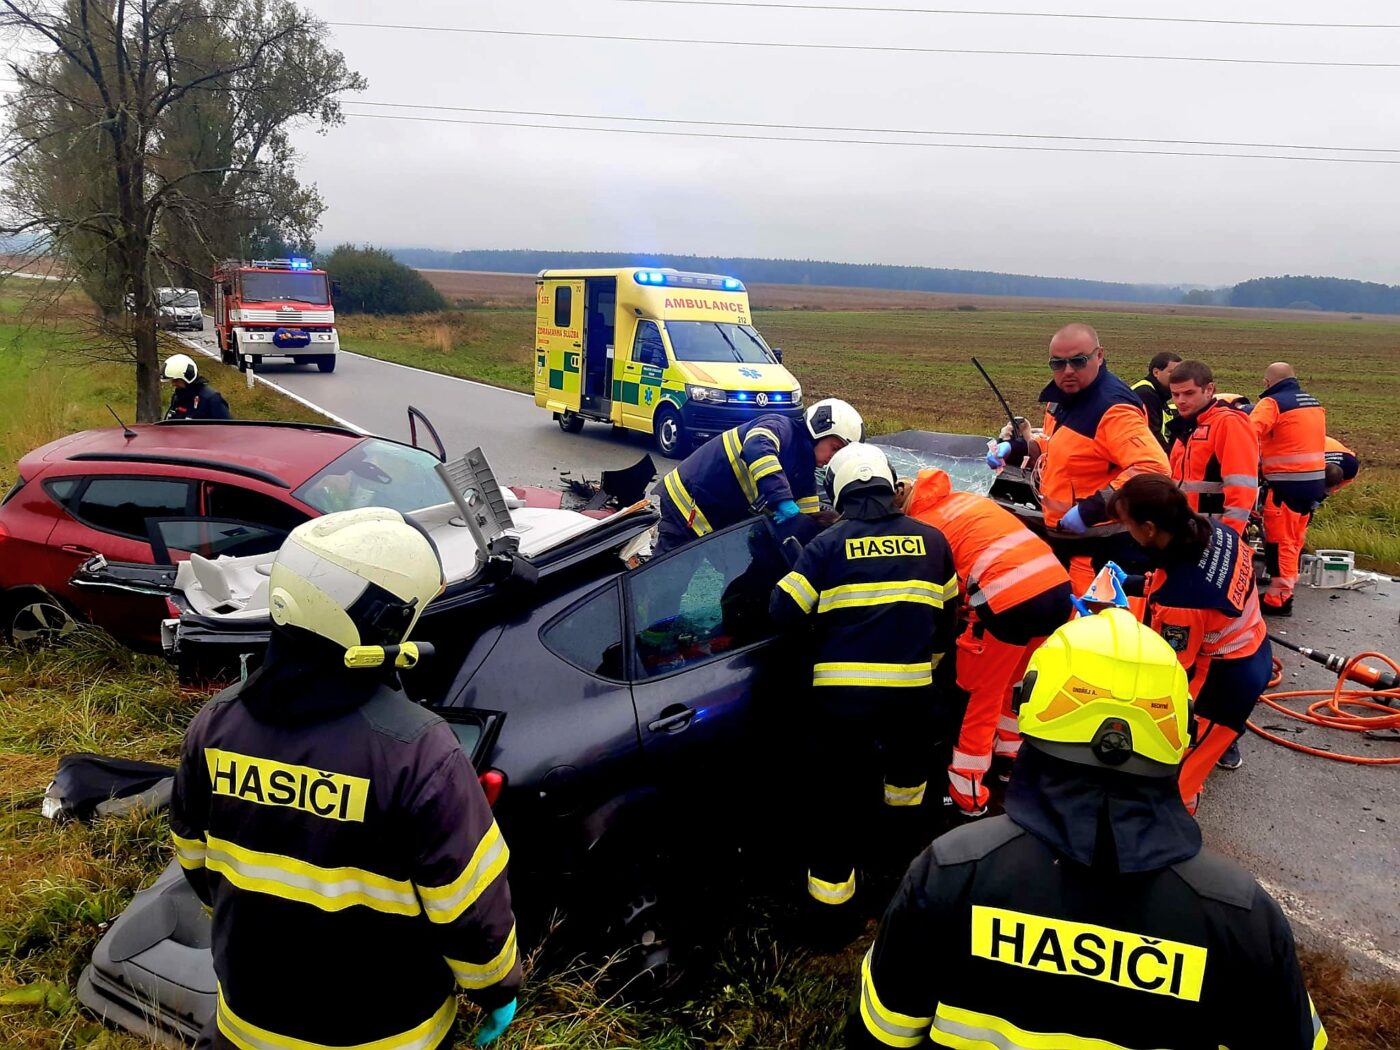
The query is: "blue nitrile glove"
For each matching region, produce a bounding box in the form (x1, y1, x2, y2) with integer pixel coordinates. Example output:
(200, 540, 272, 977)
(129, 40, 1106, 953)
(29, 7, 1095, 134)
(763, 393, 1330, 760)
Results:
(986, 441, 1013, 469)
(773, 499, 801, 524)
(475, 999, 517, 1046)
(1059, 505, 1088, 534)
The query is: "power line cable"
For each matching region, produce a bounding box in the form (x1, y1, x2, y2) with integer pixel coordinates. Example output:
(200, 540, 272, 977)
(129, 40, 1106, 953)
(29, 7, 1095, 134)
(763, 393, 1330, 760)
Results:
(352, 100, 1400, 155)
(612, 0, 1400, 31)
(324, 22, 1400, 68)
(338, 108, 1400, 164)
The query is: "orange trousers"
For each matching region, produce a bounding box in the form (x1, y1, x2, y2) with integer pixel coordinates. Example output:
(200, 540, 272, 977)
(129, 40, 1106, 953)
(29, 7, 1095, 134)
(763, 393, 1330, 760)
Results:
(1179, 717, 1239, 813)
(948, 626, 1044, 813)
(1262, 490, 1310, 605)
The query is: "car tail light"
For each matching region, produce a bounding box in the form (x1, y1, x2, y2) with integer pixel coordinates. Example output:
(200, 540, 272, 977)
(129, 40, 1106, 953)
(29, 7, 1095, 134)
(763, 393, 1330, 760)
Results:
(164, 597, 181, 619)
(478, 770, 506, 807)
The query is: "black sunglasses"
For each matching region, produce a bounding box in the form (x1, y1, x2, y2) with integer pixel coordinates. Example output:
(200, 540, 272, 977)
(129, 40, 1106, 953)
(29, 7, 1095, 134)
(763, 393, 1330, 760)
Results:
(1048, 351, 1098, 372)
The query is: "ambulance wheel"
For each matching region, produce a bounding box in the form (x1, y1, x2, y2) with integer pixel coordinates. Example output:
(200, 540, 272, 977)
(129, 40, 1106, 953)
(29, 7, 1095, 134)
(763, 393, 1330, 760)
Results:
(558, 411, 585, 434)
(654, 407, 686, 458)
(317, 357, 336, 373)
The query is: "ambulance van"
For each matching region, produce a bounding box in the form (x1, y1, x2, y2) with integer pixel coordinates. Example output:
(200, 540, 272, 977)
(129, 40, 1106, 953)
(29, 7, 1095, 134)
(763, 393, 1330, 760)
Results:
(534, 268, 803, 457)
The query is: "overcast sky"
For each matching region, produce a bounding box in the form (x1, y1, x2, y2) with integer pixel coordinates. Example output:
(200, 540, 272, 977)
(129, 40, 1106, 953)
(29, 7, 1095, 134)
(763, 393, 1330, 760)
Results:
(296, 0, 1400, 287)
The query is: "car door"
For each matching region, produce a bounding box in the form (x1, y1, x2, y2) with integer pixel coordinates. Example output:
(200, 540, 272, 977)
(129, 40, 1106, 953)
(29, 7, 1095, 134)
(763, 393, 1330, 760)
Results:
(620, 320, 669, 433)
(623, 519, 794, 809)
(46, 475, 197, 627)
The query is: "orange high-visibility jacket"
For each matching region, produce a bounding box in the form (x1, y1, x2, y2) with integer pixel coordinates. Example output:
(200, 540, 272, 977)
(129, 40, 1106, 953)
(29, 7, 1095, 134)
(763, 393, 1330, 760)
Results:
(1324, 435, 1359, 490)
(1250, 377, 1326, 487)
(1029, 369, 1170, 528)
(905, 468, 1069, 613)
(1168, 399, 1260, 535)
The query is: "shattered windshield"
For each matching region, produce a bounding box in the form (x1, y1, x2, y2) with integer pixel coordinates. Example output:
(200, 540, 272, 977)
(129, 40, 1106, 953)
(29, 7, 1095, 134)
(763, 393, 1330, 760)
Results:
(294, 440, 452, 515)
(159, 289, 200, 307)
(878, 445, 994, 496)
(666, 322, 775, 364)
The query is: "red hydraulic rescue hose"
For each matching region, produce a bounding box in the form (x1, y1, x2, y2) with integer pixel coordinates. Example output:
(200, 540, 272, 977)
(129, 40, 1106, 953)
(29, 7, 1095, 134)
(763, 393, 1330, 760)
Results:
(1249, 642, 1400, 765)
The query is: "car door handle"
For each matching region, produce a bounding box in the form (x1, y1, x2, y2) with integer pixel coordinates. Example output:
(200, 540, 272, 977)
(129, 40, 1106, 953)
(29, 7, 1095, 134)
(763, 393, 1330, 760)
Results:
(648, 706, 695, 734)
(62, 544, 100, 557)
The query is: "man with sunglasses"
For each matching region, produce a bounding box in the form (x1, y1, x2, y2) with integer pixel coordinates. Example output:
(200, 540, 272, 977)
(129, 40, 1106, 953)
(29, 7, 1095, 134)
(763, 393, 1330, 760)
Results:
(989, 323, 1169, 592)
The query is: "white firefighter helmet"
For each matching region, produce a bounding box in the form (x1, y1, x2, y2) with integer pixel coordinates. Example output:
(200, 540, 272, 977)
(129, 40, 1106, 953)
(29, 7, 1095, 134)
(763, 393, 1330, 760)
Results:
(162, 353, 198, 383)
(268, 508, 445, 651)
(827, 442, 895, 507)
(806, 398, 864, 446)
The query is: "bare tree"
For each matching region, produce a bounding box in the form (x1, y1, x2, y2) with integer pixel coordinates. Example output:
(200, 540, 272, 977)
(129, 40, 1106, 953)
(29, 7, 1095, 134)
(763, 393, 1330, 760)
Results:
(1, 0, 365, 420)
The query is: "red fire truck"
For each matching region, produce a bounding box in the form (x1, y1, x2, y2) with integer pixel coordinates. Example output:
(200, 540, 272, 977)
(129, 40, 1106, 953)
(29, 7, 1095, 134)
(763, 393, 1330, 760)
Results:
(212, 257, 339, 373)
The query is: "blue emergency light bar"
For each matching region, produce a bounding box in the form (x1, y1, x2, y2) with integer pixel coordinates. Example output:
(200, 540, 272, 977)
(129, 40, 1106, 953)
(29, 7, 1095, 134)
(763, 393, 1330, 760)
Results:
(632, 270, 745, 292)
(289, 258, 311, 270)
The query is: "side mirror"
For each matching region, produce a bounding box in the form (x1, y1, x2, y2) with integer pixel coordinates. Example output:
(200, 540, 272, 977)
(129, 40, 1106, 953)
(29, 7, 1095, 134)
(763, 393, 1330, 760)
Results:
(772, 347, 784, 363)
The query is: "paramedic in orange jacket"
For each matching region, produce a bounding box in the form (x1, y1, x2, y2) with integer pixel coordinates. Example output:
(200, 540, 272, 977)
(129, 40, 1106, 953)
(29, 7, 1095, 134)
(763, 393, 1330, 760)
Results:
(1113, 475, 1271, 803)
(1250, 363, 1327, 616)
(1165, 360, 1260, 537)
(1324, 435, 1359, 495)
(901, 469, 1073, 816)
(989, 323, 1170, 593)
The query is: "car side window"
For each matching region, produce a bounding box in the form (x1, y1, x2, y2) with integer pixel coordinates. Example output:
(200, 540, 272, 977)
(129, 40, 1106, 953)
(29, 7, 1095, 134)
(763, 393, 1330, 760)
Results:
(626, 520, 787, 679)
(204, 483, 309, 532)
(75, 478, 195, 541)
(44, 477, 80, 507)
(553, 285, 572, 328)
(542, 584, 626, 679)
(632, 321, 666, 368)
(155, 519, 289, 560)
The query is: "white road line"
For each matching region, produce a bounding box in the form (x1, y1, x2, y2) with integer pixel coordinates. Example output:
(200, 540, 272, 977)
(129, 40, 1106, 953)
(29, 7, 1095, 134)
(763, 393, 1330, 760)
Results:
(334, 349, 532, 398)
(174, 327, 367, 434)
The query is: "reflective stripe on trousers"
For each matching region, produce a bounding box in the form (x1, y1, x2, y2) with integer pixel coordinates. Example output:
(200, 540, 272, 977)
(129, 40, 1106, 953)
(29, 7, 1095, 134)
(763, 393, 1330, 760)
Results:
(216, 984, 455, 1050)
(808, 868, 856, 905)
(883, 780, 927, 806)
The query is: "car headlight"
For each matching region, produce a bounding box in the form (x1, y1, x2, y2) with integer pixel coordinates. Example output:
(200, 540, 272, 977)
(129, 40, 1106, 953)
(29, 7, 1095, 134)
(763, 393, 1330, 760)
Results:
(686, 385, 725, 403)
(792, 384, 802, 404)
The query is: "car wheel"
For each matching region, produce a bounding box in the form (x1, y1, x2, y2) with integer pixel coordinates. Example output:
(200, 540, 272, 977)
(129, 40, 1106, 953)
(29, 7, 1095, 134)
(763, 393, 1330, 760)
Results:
(558, 410, 585, 434)
(317, 357, 336, 373)
(2, 592, 78, 647)
(653, 406, 685, 458)
(598, 876, 684, 999)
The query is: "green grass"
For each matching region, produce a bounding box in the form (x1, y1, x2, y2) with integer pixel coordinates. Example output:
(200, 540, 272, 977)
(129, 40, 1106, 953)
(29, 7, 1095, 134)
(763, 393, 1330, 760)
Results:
(341, 304, 1400, 570)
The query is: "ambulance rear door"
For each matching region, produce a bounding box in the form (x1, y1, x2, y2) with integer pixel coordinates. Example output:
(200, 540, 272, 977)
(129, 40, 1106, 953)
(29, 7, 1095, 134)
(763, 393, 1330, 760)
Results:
(536, 278, 585, 413)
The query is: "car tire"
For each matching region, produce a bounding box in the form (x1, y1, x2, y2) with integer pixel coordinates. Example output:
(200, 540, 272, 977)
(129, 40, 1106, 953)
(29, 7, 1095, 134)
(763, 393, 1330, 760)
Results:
(195, 321, 204, 332)
(1, 590, 79, 647)
(317, 357, 336, 373)
(653, 406, 686, 459)
(558, 410, 585, 434)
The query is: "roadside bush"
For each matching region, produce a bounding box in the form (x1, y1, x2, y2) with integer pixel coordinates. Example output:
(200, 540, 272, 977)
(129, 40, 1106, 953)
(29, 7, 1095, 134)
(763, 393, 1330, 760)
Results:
(324, 244, 447, 315)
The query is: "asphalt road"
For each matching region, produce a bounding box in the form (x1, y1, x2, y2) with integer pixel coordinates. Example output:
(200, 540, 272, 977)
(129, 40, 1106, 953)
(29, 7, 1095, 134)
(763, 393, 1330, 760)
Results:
(182, 322, 1400, 974)
(181, 320, 680, 487)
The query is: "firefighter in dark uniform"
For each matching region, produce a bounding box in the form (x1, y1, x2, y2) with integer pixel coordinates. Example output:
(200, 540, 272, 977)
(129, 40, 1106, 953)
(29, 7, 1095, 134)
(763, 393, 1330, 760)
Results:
(163, 353, 232, 420)
(848, 608, 1327, 1050)
(770, 443, 958, 930)
(171, 507, 521, 1049)
(653, 397, 864, 556)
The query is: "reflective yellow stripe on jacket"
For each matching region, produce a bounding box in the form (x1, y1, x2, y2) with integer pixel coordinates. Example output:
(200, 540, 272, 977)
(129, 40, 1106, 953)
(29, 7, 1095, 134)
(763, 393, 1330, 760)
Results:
(797, 494, 822, 514)
(808, 868, 856, 906)
(859, 949, 932, 1047)
(204, 835, 420, 916)
(722, 428, 760, 504)
(663, 469, 712, 536)
(777, 570, 818, 614)
(812, 659, 938, 688)
(447, 922, 518, 990)
(172, 832, 207, 870)
(817, 577, 957, 614)
(415, 820, 509, 925)
(217, 984, 454, 1050)
(929, 1002, 1153, 1050)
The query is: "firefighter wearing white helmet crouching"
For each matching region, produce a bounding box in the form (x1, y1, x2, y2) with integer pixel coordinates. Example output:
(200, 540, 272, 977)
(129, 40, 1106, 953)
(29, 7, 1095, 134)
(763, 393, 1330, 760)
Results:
(170, 508, 521, 1049)
(652, 397, 864, 556)
(769, 443, 959, 940)
(162, 353, 231, 420)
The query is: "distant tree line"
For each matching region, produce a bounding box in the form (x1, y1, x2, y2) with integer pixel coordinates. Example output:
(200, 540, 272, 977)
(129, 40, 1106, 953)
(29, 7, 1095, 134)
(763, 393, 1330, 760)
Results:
(1225, 275, 1400, 314)
(394, 248, 1197, 305)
